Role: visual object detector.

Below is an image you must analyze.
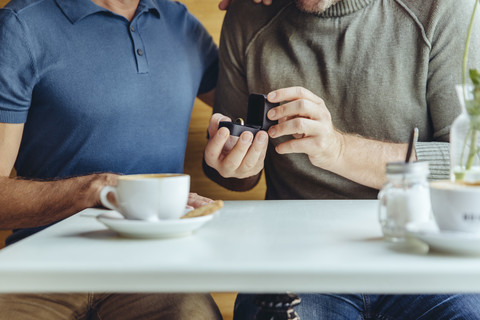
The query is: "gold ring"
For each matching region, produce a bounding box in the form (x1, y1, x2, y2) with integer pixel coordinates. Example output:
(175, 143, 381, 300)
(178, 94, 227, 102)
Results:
(235, 118, 245, 126)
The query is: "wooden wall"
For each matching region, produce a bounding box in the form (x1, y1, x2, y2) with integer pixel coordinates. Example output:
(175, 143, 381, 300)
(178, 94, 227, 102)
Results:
(182, 0, 267, 201)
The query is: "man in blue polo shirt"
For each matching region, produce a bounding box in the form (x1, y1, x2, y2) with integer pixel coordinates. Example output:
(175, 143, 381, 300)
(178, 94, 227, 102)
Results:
(0, 0, 222, 318)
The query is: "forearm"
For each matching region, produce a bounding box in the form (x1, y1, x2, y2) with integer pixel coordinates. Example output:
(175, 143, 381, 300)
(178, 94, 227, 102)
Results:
(202, 157, 261, 191)
(0, 173, 117, 229)
(325, 133, 411, 190)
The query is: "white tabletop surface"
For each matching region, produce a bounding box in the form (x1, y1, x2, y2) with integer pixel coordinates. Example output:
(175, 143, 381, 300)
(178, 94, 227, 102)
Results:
(1, 200, 480, 293)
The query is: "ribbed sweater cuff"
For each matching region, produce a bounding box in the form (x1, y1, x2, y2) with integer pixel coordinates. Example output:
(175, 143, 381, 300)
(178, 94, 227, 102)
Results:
(415, 142, 450, 181)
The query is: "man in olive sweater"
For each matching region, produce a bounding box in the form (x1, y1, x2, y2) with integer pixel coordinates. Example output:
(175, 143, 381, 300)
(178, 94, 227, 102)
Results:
(204, 0, 480, 318)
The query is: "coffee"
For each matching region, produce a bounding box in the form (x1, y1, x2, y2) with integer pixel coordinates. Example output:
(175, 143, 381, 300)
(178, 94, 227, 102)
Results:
(119, 173, 184, 180)
(100, 173, 190, 221)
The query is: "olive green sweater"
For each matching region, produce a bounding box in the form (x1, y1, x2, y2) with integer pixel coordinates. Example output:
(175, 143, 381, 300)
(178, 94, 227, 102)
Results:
(213, 0, 480, 199)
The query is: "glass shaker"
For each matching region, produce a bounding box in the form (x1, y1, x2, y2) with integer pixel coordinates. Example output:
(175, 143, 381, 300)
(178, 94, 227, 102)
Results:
(378, 161, 432, 242)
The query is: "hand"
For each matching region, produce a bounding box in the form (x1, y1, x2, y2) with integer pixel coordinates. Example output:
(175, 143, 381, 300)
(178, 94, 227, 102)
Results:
(90, 173, 119, 208)
(266, 87, 345, 170)
(187, 192, 215, 208)
(204, 113, 268, 179)
(218, 0, 272, 10)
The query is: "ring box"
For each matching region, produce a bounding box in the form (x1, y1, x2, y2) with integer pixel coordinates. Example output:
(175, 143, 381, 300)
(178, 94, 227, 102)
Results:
(218, 94, 279, 136)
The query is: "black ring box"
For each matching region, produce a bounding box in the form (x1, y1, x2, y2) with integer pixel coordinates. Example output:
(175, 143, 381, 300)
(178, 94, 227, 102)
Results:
(218, 94, 279, 136)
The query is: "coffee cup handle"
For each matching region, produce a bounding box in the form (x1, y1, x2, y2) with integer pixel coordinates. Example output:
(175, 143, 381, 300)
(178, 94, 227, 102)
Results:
(100, 186, 119, 211)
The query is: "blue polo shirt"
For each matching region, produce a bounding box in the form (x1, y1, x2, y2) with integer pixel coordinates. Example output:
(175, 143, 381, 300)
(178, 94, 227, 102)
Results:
(0, 0, 218, 243)
(0, 0, 217, 177)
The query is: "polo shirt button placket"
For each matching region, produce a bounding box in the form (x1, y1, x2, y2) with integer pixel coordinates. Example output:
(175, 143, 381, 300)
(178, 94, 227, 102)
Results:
(129, 20, 148, 74)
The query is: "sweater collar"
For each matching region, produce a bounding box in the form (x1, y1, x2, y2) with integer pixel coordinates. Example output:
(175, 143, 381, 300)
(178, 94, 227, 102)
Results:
(319, 0, 374, 17)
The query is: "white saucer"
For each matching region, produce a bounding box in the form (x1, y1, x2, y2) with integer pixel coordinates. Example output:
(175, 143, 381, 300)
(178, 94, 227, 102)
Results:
(96, 210, 215, 239)
(406, 221, 480, 255)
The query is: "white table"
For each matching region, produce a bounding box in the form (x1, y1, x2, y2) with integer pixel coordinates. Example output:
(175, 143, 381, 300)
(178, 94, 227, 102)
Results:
(0, 200, 480, 294)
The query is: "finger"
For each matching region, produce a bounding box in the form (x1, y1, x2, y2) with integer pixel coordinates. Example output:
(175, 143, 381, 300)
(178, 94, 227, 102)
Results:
(188, 192, 214, 208)
(189, 192, 213, 203)
(267, 99, 322, 122)
(221, 131, 254, 169)
(209, 113, 231, 131)
(187, 197, 211, 208)
(267, 87, 323, 104)
(208, 113, 231, 139)
(207, 113, 222, 138)
(204, 126, 230, 166)
(277, 115, 293, 124)
(292, 133, 305, 139)
(218, 0, 229, 10)
(240, 131, 268, 170)
(263, 0, 272, 4)
(268, 118, 320, 138)
(275, 136, 318, 155)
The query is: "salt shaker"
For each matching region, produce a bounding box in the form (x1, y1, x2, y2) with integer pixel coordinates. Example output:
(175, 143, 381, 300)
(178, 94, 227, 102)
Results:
(378, 161, 432, 242)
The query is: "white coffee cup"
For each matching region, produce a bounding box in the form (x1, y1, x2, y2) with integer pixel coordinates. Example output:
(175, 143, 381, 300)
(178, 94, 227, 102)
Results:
(100, 173, 190, 221)
(430, 180, 480, 233)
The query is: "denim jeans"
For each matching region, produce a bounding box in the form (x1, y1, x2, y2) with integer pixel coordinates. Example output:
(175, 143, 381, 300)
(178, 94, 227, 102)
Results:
(234, 293, 480, 319)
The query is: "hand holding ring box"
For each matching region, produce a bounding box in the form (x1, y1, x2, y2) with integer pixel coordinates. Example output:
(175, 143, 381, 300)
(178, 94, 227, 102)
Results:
(99, 173, 190, 221)
(218, 93, 279, 136)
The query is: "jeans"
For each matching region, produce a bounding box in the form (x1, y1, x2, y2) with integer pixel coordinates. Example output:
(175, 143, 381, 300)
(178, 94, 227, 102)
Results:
(234, 293, 480, 320)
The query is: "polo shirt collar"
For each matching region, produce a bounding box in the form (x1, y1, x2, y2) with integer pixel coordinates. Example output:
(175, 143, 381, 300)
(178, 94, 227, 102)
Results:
(137, 0, 161, 18)
(55, 0, 160, 24)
